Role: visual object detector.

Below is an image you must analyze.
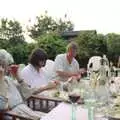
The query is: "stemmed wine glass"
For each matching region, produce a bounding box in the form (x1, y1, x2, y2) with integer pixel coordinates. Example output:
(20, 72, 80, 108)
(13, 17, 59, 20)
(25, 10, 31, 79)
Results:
(84, 88, 96, 120)
(95, 84, 111, 120)
(68, 91, 80, 120)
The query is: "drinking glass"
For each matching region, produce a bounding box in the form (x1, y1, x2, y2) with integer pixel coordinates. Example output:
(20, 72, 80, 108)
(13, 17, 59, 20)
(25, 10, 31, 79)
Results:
(95, 85, 111, 120)
(68, 92, 80, 120)
(84, 88, 96, 120)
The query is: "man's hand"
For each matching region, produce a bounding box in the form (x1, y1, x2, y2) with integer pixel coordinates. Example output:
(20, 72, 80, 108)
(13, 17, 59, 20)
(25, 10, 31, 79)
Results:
(67, 74, 81, 83)
(79, 68, 86, 74)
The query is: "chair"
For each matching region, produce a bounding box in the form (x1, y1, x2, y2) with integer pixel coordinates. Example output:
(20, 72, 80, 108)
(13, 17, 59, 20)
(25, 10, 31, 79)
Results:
(27, 95, 62, 113)
(0, 110, 33, 120)
(0, 95, 62, 120)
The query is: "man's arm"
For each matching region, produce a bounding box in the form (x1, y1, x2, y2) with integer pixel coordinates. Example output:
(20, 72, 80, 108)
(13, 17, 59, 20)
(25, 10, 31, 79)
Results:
(56, 70, 79, 78)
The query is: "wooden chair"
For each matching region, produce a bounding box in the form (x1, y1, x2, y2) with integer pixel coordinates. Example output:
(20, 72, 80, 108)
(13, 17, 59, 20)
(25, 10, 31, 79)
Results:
(27, 95, 62, 113)
(0, 95, 62, 120)
(0, 110, 34, 120)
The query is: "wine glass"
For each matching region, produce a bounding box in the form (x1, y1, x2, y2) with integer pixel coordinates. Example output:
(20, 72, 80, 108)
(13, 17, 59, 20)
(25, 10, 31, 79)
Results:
(8, 64, 19, 80)
(95, 85, 111, 120)
(68, 92, 80, 120)
(84, 88, 96, 120)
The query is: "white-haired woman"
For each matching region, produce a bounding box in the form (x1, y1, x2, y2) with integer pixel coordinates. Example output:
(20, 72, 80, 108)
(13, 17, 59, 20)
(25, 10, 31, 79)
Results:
(0, 49, 47, 120)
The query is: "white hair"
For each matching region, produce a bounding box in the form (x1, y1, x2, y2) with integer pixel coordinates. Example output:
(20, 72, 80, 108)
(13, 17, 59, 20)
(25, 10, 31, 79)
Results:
(0, 49, 14, 65)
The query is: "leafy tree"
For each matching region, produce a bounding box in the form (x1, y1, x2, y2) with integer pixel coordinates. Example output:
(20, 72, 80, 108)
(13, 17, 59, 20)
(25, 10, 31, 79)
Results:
(96, 34, 107, 55)
(76, 31, 96, 57)
(7, 43, 37, 64)
(0, 18, 26, 47)
(28, 12, 74, 39)
(36, 32, 67, 60)
(0, 18, 28, 64)
(75, 31, 107, 67)
(106, 33, 120, 65)
(106, 33, 120, 55)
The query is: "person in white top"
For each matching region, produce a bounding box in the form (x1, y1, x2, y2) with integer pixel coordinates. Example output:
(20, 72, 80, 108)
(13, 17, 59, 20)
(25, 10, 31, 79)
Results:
(0, 49, 46, 119)
(53, 41, 83, 82)
(20, 48, 57, 89)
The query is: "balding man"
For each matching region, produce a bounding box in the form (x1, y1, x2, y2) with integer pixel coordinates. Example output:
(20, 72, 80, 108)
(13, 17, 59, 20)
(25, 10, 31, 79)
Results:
(53, 42, 82, 82)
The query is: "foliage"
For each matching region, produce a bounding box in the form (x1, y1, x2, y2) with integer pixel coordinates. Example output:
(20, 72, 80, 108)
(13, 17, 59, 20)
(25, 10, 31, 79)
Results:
(75, 31, 107, 67)
(0, 18, 28, 64)
(106, 33, 120, 55)
(96, 34, 107, 55)
(36, 32, 67, 60)
(0, 18, 26, 46)
(106, 33, 120, 65)
(0, 17, 120, 67)
(7, 43, 37, 64)
(28, 12, 74, 39)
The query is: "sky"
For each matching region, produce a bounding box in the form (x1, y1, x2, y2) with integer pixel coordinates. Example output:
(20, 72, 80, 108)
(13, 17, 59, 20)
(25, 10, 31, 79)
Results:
(0, 0, 120, 34)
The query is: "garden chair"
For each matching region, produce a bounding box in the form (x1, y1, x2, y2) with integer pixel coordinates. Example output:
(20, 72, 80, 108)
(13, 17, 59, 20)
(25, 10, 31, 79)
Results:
(0, 94, 62, 120)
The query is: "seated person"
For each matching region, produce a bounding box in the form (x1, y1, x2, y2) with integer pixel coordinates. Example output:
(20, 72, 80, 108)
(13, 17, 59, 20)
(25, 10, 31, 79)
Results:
(52, 41, 85, 82)
(0, 49, 46, 120)
(20, 48, 58, 89)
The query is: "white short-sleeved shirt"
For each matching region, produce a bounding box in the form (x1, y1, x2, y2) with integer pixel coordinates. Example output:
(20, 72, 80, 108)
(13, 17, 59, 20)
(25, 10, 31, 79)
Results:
(20, 64, 49, 88)
(53, 54, 79, 81)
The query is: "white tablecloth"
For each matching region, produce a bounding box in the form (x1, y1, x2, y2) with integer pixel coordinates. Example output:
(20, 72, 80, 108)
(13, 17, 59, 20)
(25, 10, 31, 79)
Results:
(41, 102, 88, 120)
(41, 102, 108, 120)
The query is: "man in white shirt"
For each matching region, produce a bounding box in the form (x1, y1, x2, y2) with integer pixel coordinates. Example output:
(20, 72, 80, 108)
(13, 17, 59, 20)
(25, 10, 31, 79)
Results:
(53, 42, 81, 82)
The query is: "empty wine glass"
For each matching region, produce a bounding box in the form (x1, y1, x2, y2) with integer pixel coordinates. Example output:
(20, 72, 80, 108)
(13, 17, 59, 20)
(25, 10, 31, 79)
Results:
(84, 88, 96, 120)
(95, 85, 111, 120)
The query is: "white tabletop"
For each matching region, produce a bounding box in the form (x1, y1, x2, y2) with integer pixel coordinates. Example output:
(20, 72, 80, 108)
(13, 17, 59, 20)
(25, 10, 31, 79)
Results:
(41, 102, 88, 120)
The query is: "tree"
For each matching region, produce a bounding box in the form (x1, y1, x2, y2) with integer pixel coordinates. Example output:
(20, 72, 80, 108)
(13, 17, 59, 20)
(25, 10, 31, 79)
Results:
(28, 12, 74, 39)
(75, 31, 107, 67)
(36, 32, 67, 60)
(106, 33, 120, 65)
(0, 18, 28, 64)
(0, 18, 26, 47)
(96, 34, 107, 55)
(76, 31, 96, 57)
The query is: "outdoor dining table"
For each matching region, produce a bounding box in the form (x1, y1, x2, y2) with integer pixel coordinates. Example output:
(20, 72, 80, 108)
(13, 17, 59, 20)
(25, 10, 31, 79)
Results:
(40, 102, 89, 120)
(40, 102, 108, 120)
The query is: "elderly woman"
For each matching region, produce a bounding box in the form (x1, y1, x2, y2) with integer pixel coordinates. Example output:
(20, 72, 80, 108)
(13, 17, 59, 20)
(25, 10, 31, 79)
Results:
(0, 49, 47, 120)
